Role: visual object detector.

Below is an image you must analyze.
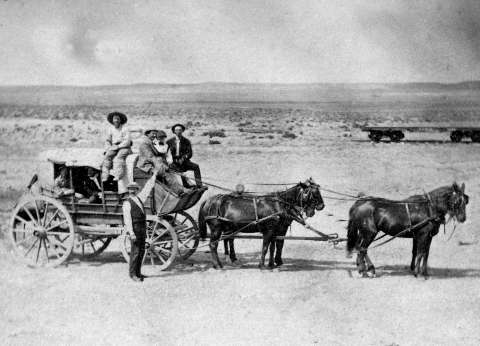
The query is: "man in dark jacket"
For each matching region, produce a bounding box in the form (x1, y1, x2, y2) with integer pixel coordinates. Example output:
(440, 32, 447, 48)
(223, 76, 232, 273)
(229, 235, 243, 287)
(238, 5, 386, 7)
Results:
(167, 124, 202, 188)
(122, 171, 158, 282)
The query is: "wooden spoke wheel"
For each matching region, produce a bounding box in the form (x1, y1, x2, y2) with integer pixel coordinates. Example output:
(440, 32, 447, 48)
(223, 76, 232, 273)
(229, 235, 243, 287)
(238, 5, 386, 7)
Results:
(72, 234, 112, 258)
(390, 131, 404, 142)
(169, 211, 200, 260)
(450, 131, 463, 143)
(121, 218, 178, 273)
(368, 131, 382, 143)
(9, 195, 74, 267)
(470, 131, 480, 143)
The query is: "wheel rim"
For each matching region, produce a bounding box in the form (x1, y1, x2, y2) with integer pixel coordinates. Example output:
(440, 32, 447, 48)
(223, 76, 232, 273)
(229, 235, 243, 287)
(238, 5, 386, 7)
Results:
(171, 211, 200, 260)
(10, 195, 74, 267)
(121, 218, 178, 273)
(72, 235, 112, 258)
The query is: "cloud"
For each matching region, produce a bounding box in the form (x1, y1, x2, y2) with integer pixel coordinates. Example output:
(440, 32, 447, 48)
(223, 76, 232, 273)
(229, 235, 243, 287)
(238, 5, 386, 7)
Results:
(2, 0, 480, 84)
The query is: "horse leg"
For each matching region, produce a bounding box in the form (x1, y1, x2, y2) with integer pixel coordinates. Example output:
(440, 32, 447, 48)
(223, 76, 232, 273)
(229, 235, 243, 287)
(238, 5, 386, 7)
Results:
(274, 238, 284, 266)
(275, 223, 288, 266)
(356, 250, 367, 277)
(259, 230, 271, 269)
(209, 227, 223, 269)
(268, 236, 276, 269)
(421, 235, 433, 279)
(413, 231, 429, 277)
(228, 239, 238, 263)
(223, 239, 229, 257)
(410, 235, 418, 272)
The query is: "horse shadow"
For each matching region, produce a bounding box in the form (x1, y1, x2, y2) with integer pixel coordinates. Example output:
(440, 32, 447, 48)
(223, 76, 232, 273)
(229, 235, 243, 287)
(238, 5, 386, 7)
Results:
(65, 250, 480, 280)
(373, 264, 480, 279)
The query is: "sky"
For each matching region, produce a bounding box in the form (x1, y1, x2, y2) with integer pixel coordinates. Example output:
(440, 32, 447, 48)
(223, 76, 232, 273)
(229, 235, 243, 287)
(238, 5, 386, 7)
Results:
(1, 0, 480, 85)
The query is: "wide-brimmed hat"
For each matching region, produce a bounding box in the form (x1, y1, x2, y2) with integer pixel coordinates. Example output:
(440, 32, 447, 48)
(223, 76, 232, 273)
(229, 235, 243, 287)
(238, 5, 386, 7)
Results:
(144, 128, 158, 135)
(157, 130, 167, 138)
(171, 123, 186, 133)
(107, 112, 128, 125)
(127, 182, 140, 190)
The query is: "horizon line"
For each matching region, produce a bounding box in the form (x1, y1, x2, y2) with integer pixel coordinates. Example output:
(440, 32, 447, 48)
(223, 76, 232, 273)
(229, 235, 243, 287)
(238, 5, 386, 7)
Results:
(1, 80, 480, 88)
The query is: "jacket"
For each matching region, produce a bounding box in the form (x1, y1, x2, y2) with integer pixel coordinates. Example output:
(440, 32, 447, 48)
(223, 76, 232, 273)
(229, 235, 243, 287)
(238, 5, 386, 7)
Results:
(137, 136, 167, 173)
(166, 136, 193, 161)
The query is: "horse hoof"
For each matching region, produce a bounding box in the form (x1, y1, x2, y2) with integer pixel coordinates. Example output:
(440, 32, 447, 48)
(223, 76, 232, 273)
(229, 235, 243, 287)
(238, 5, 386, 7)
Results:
(366, 272, 376, 278)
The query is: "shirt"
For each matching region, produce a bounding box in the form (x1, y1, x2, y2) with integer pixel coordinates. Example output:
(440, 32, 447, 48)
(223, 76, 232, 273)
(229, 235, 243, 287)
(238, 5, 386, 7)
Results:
(153, 140, 173, 164)
(105, 125, 131, 150)
(175, 136, 180, 156)
(122, 174, 157, 236)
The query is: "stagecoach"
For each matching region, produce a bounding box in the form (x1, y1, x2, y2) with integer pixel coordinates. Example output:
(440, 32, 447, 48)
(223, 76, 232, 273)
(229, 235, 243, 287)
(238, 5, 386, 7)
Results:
(8, 148, 207, 272)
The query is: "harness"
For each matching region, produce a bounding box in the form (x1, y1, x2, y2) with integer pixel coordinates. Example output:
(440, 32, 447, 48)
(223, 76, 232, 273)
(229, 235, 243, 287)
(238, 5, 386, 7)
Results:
(372, 193, 442, 248)
(203, 186, 318, 243)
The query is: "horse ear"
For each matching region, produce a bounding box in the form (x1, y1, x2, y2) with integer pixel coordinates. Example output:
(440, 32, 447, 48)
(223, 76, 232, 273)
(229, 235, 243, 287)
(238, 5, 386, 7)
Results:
(452, 182, 459, 192)
(461, 182, 465, 193)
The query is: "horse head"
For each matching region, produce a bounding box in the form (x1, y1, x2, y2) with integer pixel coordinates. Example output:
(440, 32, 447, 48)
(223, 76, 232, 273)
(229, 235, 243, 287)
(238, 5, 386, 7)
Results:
(299, 178, 325, 217)
(447, 182, 469, 223)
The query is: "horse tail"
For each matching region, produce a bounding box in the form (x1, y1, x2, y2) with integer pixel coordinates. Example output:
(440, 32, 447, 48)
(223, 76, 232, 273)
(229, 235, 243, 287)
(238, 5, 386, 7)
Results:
(198, 200, 208, 240)
(346, 219, 358, 257)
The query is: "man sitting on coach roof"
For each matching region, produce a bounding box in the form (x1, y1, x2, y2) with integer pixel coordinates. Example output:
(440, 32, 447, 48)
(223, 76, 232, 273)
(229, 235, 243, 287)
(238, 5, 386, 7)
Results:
(167, 123, 202, 188)
(135, 128, 189, 195)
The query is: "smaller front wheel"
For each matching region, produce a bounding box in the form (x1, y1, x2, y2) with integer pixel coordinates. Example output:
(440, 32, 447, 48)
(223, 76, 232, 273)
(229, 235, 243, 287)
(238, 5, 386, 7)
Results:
(121, 218, 178, 274)
(450, 131, 463, 143)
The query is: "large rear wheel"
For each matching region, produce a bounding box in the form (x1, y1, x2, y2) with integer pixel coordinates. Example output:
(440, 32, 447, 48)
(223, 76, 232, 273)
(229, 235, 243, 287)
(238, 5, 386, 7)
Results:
(9, 195, 75, 267)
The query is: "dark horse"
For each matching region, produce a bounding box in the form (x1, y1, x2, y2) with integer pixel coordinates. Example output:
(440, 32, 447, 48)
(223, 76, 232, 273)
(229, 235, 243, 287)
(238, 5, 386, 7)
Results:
(346, 182, 469, 278)
(198, 179, 325, 269)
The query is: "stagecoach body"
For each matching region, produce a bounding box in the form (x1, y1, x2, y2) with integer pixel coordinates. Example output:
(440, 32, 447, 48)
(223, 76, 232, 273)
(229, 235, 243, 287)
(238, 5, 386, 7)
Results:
(9, 148, 207, 271)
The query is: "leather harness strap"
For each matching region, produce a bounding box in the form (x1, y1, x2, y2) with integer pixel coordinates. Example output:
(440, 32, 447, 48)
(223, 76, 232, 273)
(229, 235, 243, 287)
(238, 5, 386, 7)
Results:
(253, 197, 259, 222)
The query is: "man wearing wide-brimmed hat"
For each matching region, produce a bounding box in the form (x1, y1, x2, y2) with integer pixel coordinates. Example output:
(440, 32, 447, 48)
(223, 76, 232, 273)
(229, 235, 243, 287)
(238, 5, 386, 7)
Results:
(101, 112, 132, 190)
(122, 169, 159, 282)
(167, 123, 202, 188)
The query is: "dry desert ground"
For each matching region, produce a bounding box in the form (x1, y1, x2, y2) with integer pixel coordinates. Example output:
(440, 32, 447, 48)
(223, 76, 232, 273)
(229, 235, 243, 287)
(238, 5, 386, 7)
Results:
(1, 86, 480, 345)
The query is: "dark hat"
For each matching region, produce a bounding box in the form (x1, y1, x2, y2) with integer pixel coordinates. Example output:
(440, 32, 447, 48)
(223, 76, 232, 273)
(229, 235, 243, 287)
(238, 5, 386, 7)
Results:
(171, 123, 186, 133)
(144, 128, 158, 135)
(107, 112, 128, 125)
(157, 130, 167, 138)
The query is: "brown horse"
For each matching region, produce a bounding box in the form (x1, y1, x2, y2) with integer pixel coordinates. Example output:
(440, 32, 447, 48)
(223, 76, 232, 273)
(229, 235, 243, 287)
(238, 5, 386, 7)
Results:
(198, 179, 325, 269)
(346, 182, 469, 278)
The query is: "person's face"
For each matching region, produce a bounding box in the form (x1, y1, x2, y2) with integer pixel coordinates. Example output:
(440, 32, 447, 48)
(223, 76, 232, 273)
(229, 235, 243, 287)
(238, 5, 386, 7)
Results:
(147, 131, 157, 140)
(174, 126, 184, 137)
(112, 115, 121, 128)
(128, 188, 138, 196)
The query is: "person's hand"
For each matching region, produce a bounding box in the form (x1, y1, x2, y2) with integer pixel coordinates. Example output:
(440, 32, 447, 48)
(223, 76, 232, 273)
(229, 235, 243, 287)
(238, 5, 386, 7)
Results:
(130, 233, 137, 241)
(178, 157, 184, 165)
